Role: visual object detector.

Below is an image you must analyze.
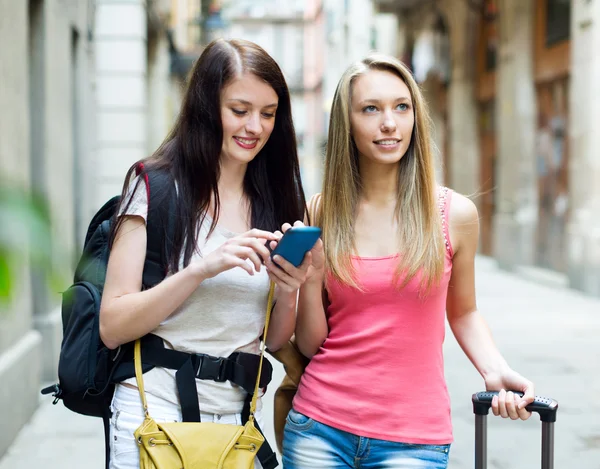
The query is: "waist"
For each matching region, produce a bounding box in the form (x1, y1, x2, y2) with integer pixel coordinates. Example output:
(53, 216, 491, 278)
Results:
(293, 345, 451, 442)
(112, 383, 263, 424)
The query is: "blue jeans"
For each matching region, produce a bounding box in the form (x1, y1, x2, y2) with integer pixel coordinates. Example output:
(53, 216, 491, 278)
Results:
(283, 408, 450, 469)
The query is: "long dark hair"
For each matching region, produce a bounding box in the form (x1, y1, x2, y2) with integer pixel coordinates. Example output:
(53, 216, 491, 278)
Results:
(110, 38, 306, 273)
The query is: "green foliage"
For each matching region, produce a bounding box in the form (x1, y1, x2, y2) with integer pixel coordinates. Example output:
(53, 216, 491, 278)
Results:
(0, 182, 66, 306)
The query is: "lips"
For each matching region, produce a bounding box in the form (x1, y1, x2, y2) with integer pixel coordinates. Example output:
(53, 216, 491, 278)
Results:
(234, 136, 259, 149)
(374, 139, 400, 146)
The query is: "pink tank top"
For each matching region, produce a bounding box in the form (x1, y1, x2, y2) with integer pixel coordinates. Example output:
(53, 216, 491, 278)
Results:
(293, 187, 454, 444)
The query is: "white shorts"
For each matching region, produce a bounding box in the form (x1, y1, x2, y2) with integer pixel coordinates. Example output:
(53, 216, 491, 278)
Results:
(108, 383, 264, 469)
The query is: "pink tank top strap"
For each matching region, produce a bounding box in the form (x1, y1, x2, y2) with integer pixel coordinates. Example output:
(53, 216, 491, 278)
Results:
(438, 186, 454, 257)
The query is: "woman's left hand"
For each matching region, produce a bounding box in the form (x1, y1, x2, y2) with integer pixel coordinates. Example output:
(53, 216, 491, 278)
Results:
(485, 368, 534, 421)
(265, 221, 312, 295)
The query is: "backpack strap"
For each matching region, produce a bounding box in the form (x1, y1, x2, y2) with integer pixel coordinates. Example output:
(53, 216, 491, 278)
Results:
(136, 164, 177, 287)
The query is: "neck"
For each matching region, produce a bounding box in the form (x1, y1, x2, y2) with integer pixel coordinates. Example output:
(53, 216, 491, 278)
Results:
(218, 159, 248, 201)
(358, 159, 399, 206)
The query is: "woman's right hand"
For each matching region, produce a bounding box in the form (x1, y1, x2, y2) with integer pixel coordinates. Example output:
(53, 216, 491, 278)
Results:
(195, 229, 277, 279)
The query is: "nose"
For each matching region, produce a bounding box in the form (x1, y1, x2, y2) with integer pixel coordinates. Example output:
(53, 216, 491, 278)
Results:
(380, 110, 397, 133)
(245, 112, 262, 135)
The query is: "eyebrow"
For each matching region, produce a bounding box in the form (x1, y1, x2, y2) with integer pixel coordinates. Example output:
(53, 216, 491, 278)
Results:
(226, 99, 278, 108)
(357, 97, 412, 105)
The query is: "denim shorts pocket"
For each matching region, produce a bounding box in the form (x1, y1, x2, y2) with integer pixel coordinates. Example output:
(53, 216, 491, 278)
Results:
(404, 443, 450, 455)
(286, 408, 315, 430)
(111, 407, 142, 460)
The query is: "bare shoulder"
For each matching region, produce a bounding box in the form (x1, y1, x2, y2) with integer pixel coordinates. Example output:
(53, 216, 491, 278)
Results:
(448, 191, 479, 227)
(446, 190, 479, 254)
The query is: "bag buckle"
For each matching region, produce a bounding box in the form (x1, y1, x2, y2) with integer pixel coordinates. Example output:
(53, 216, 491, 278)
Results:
(196, 354, 227, 382)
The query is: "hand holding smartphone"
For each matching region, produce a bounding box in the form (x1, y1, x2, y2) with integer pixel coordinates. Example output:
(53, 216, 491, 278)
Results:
(268, 226, 321, 267)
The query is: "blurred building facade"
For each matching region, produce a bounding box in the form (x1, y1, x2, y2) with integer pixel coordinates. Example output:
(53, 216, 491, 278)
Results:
(223, 0, 326, 196)
(0, 0, 174, 456)
(167, 0, 401, 196)
(374, 0, 600, 297)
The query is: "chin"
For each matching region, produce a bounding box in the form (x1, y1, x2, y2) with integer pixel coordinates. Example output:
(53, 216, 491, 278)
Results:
(230, 155, 256, 165)
(371, 154, 405, 165)
(223, 147, 258, 164)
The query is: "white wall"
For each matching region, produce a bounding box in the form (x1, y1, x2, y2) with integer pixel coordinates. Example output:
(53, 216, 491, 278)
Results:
(95, 0, 148, 206)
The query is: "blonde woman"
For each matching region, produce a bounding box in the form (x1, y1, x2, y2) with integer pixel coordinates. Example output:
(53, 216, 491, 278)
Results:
(282, 54, 534, 468)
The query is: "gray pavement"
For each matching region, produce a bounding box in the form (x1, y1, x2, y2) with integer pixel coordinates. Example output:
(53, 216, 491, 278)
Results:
(1, 257, 599, 468)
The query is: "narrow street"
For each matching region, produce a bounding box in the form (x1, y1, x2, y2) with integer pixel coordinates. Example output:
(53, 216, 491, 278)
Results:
(2, 258, 599, 468)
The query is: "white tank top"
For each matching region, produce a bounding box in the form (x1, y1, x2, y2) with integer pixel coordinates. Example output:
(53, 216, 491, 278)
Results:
(120, 177, 270, 414)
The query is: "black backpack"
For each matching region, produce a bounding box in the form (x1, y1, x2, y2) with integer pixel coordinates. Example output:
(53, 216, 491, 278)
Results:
(41, 166, 176, 417)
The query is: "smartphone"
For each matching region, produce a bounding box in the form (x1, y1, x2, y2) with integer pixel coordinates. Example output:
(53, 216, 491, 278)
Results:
(268, 226, 322, 267)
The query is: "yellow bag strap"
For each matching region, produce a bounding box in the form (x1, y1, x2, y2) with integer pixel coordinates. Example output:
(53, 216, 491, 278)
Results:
(134, 280, 276, 420)
(249, 280, 275, 421)
(134, 336, 149, 417)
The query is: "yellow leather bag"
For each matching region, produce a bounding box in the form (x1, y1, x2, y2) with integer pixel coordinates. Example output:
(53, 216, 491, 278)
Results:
(133, 282, 275, 469)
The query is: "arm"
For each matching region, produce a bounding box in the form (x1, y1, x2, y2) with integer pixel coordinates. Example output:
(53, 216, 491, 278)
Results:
(263, 221, 317, 352)
(100, 216, 278, 350)
(99, 216, 207, 349)
(446, 193, 534, 420)
(264, 194, 328, 356)
(295, 271, 328, 358)
(294, 193, 328, 358)
(264, 232, 327, 356)
(264, 285, 298, 353)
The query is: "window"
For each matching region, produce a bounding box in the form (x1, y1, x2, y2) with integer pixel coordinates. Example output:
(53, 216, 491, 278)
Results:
(546, 0, 570, 46)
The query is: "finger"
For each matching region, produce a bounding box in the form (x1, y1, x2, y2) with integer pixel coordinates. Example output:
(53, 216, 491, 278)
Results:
(517, 405, 532, 421)
(267, 269, 287, 287)
(298, 251, 313, 272)
(266, 262, 287, 283)
(293, 220, 305, 227)
(267, 257, 300, 288)
(491, 395, 500, 417)
(247, 251, 264, 272)
(498, 389, 509, 419)
(230, 257, 254, 276)
(519, 382, 535, 409)
(267, 231, 283, 251)
(229, 245, 263, 273)
(271, 230, 283, 251)
(248, 238, 273, 264)
(232, 238, 271, 266)
(281, 223, 293, 233)
(505, 391, 519, 420)
(266, 262, 296, 290)
(244, 228, 278, 240)
(270, 254, 299, 277)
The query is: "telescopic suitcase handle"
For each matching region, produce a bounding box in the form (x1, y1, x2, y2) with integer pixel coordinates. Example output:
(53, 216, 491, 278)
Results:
(472, 391, 558, 469)
(472, 391, 558, 422)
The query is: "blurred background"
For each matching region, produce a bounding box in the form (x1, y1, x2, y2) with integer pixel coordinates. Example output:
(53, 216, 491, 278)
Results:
(1, 0, 599, 467)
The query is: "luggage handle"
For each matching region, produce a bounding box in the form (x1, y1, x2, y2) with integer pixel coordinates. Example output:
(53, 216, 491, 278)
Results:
(472, 391, 558, 423)
(473, 391, 558, 469)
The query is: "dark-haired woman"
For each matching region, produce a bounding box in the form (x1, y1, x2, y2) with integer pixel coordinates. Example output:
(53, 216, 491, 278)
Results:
(99, 38, 312, 469)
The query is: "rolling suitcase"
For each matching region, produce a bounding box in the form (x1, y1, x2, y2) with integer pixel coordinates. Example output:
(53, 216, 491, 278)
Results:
(472, 391, 559, 469)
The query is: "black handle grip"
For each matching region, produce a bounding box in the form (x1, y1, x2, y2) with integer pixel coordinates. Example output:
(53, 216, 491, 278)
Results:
(472, 391, 558, 423)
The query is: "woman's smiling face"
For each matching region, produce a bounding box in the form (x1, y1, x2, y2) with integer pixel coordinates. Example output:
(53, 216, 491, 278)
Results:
(219, 72, 279, 166)
(350, 69, 415, 166)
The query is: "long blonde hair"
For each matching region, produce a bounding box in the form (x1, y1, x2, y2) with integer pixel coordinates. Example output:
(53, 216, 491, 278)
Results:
(316, 53, 445, 291)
